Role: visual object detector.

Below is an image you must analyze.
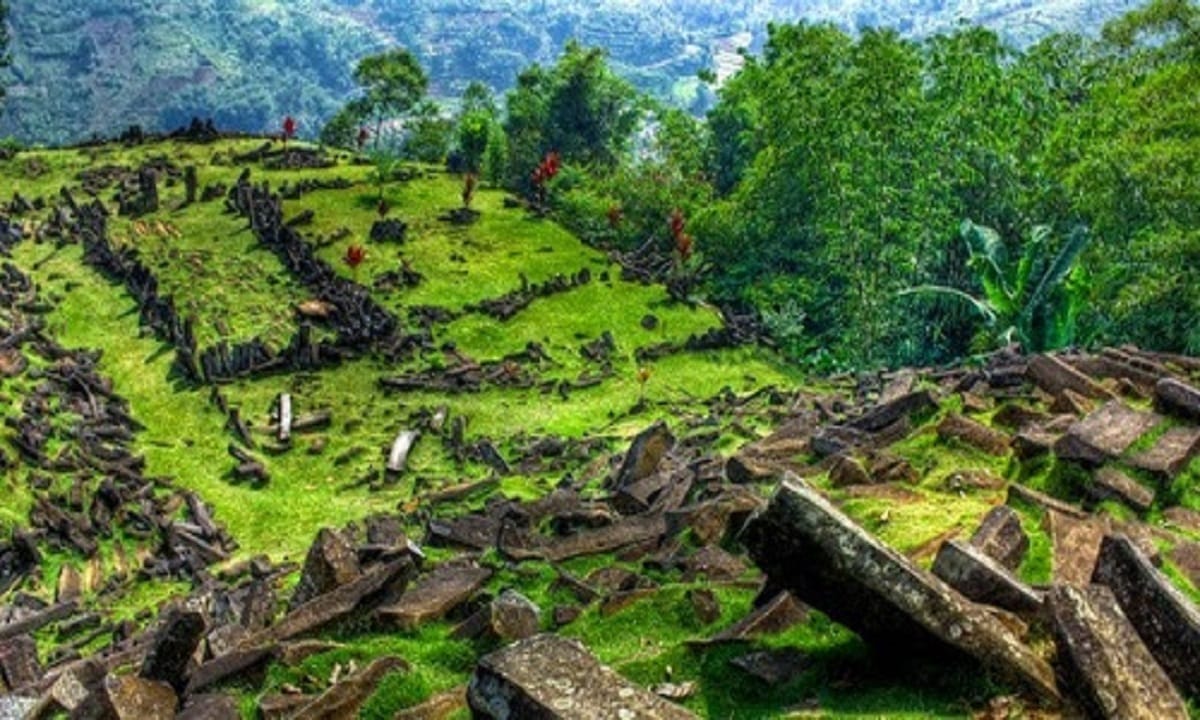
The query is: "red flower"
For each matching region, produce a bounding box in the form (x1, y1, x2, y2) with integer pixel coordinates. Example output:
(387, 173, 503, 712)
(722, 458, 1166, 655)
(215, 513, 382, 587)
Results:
(282, 116, 297, 140)
(356, 127, 370, 150)
(606, 204, 624, 228)
(344, 244, 366, 270)
(669, 208, 686, 240)
(676, 232, 694, 261)
(531, 151, 562, 188)
(668, 208, 694, 261)
(462, 174, 478, 208)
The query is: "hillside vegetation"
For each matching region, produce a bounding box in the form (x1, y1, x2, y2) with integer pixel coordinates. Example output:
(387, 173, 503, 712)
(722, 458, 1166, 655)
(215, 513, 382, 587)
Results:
(0, 0, 1138, 144)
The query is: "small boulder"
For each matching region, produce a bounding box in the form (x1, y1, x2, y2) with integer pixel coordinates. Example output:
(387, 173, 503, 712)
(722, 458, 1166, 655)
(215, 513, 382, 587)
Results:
(969, 506, 1029, 572)
(290, 528, 361, 609)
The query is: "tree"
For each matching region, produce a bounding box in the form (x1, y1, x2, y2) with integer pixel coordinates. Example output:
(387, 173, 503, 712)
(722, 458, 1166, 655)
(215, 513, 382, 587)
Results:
(455, 81, 497, 174)
(352, 48, 428, 148)
(482, 121, 508, 186)
(319, 100, 363, 149)
(459, 80, 498, 118)
(502, 42, 641, 189)
(403, 100, 451, 164)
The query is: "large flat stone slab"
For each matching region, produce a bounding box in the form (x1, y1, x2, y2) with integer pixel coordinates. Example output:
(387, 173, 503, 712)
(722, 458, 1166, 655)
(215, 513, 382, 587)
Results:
(1130, 426, 1200, 478)
(1156, 378, 1200, 421)
(1027, 354, 1115, 401)
(1091, 534, 1200, 698)
(936, 414, 1011, 456)
(1048, 511, 1107, 586)
(1054, 401, 1161, 465)
(377, 562, 492, 631)
(1049, 584, 1187, 720)
(743, 475, 1059, 703)
(1087, 468, 1154, 513)
(847, 390, 938, 434)
(468, 634, 696, 719)
(931, 540, 1043, 616)
(969, 506, 1030, 572)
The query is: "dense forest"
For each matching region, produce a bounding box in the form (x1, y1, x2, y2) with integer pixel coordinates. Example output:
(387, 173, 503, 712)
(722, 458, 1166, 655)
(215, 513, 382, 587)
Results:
(460, 0, 1198, 371)
(0, 0, 1137, 144)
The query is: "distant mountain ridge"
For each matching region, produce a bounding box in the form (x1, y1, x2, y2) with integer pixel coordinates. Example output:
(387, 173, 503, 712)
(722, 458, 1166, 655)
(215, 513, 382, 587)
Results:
(1, 0, 1139, 145)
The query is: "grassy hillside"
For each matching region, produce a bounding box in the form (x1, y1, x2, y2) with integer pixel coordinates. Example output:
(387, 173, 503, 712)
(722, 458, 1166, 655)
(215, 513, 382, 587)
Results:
(3, 136, 1197, 718)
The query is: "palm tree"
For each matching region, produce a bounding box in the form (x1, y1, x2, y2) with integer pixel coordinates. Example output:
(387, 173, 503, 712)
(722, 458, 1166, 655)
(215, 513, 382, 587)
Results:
(900, 220, 1091, 352)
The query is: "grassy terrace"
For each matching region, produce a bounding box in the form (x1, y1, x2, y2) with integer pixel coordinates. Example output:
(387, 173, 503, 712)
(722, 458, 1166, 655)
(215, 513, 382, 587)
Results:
(8, 137, 1194, 717)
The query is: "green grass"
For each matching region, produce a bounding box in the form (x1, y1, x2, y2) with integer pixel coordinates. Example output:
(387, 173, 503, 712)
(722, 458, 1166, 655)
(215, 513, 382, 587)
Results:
(0, 137, 1098, 718)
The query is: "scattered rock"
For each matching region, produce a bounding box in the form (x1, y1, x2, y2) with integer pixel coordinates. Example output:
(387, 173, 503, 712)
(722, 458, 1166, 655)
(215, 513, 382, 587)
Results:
(1087, 468, 1154, 514)
(847, 390, 937, 434)
(290, 528, 361, 609)
(689, 591, 807, 647)
(937, 414, 1010, 456)
(0, 696, 38, 719)
(1054, 401, 1161, 466)
(867, 451, 918, 484)
(467, 634, 697, 719)
(41, 658, 106, 714)
(1012, 429, 1059, 460)
(614, 422, 676, 490)
(291, 656, 408, 720)
(688, 588, 721, 625)
(931, 540, 1043, 616)
(743, 475, 1059, 703)
(488, 590, 542, 642)
(828, 454, 872, 487)
(1164, 507, 1200, 534)
(99, 675, 178, 720)
(378, 562, 492, 631)
(393, 686, 467, 720)
(651, 682, 697, 701)
(178, 693, 241, 720)
(1091, 534, 1200, 697)
(553, 606, 582, 628)
(140, 608, 206, 695)
(1129, 426, 1200, 478)
(730, 648, 809, 686)
(1155, 378, 1200, 421)
(1170, 542, 1200, 588)
(1026, 354, 1114, 401)
(1048, 584, 1187, 720)
(969, 506, 1030, 572)
(1048, 510, 1107, 586)
(681, 545, 747, 582)
(0, 634, 40, 692)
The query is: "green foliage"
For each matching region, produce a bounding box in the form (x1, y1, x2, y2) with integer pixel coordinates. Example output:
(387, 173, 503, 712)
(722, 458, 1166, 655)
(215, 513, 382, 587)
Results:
(354, 48, 428, 126)
(901, 222, 1092, 353)
(455, 108, 492, 174)
(667, 2, 1200, 367)
(402, 100, 451, 164)
(502, 42, 642, 189)
(482, 121, 508, 186)
(319, 100, 366, 149)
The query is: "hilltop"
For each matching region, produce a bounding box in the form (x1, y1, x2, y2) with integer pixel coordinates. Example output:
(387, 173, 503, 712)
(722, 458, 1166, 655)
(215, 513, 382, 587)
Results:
(0, 132, 1199, 717)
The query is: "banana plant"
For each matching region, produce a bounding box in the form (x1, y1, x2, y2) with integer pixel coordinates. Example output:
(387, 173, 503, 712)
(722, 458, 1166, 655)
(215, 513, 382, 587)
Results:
(901, 220, 1091, 352)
